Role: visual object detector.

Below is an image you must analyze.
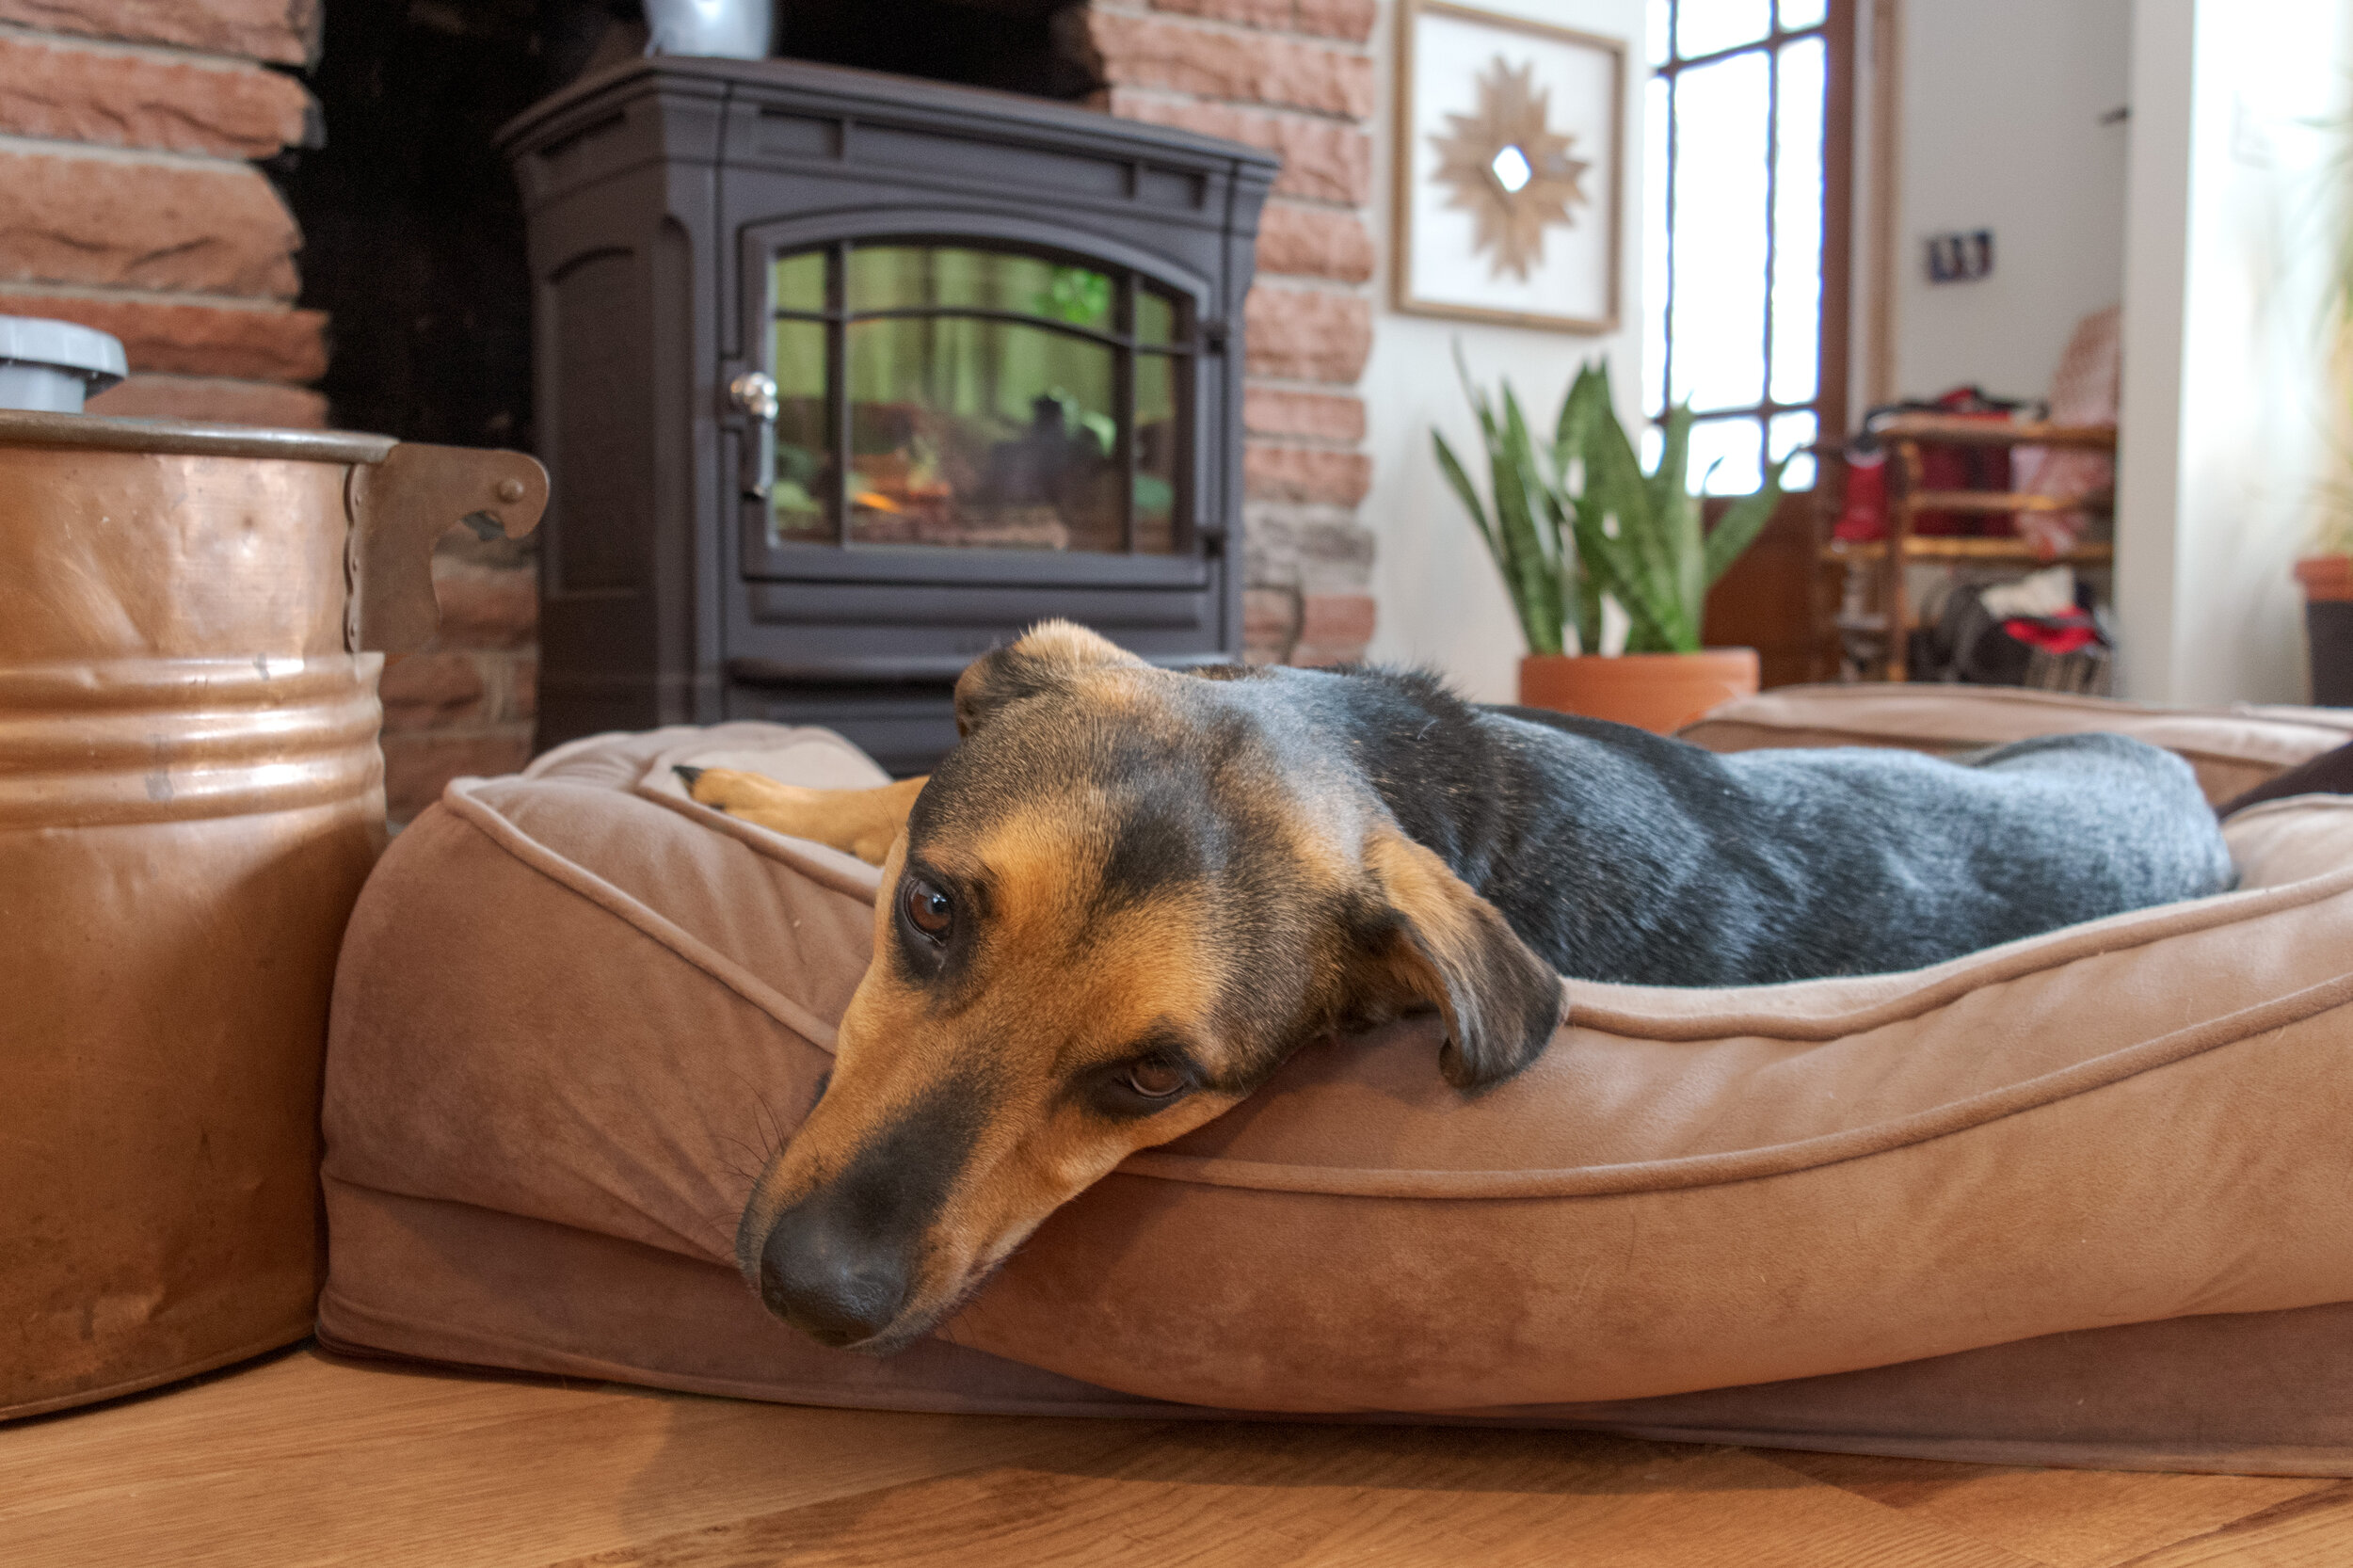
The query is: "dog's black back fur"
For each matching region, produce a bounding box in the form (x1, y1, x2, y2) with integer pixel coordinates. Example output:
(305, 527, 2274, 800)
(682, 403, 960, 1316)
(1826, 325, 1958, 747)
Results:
(1244, 664, 2234, 985)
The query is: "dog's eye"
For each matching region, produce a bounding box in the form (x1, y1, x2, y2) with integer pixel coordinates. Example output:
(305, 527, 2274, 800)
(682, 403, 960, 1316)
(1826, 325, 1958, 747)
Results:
(901, 877, 953, 941)
(1122, 1061, 1188, 1099)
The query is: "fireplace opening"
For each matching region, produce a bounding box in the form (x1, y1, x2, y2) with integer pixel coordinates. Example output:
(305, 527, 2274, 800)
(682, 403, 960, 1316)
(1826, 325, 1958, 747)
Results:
(768, 0, 1101, 101)
(763, 242, 1191, 557)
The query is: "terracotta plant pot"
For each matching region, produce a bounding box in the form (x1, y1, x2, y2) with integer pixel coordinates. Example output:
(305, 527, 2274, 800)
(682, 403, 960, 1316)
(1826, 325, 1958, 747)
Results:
(2297, 556, 2353, 706)
(1518, 648, 1761, 734)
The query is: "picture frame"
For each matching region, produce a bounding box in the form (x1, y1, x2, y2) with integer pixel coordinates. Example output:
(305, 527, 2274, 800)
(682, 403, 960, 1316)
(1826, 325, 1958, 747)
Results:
(1392, 0, 1626, 334)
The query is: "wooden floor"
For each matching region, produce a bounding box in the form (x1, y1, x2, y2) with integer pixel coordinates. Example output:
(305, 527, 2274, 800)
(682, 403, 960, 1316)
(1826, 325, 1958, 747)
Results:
(6, 1346, 2353, 1567)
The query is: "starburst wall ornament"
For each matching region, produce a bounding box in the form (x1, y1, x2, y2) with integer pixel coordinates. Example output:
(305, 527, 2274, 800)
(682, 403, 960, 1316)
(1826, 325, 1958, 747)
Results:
(1428, 57, 1592, 281)
(1394, 3, 1623, 333)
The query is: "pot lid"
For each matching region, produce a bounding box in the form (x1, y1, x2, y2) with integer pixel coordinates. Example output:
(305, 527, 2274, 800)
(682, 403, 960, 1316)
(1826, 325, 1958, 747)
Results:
(0, 315, 127, 386)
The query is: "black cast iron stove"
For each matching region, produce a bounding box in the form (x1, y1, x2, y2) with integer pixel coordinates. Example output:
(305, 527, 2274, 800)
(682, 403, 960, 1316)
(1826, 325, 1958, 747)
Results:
(499, 56, 1277, 772)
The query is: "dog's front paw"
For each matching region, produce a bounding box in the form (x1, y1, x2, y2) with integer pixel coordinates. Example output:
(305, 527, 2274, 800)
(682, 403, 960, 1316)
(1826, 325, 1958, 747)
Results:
(679, 765, 794, 817)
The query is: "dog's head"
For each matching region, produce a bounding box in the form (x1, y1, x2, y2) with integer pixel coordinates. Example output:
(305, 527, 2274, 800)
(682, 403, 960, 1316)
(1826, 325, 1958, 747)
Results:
(738, 621, 1562, 1351)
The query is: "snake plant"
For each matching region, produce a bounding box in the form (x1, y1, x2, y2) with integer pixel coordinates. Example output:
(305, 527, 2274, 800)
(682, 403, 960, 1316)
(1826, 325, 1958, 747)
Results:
(1434, 356, 1787, 656)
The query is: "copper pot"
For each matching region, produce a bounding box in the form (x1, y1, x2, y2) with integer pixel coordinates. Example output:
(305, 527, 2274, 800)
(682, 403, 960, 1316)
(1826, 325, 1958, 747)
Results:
(0, 411, 546, 1420)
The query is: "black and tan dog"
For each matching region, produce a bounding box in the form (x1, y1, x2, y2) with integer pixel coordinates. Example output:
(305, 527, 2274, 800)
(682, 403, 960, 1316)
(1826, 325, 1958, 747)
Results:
(684, 621, 2233, 1352)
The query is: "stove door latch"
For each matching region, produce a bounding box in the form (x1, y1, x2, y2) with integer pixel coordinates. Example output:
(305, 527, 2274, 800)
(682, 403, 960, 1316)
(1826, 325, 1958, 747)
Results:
(728, 370, 780, 500)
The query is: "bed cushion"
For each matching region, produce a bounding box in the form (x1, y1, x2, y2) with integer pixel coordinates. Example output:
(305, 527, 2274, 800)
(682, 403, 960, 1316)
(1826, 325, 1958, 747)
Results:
(1679, 682, 2353, 805)
(319, 703, 2353, 1472)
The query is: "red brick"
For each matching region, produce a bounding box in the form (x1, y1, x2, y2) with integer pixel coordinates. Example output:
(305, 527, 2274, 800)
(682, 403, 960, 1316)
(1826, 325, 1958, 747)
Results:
(1244, 441, 1371, 504)
(1086, 12, 1375, 120)
(1147, 0, 1374, 43)
(378, 651, 486, 732)
(1256, 201, 1373, 282)
(381, 729, 530, 824)
(1243, 285, 1371, 383)
(1107, 91, 1372, 204)
(1152, 0, 1289, 28)
(1294, 589, 1374, 648)
(0, 289, 324, 379)
(0, 148, 300, 298)
(1293, 0, 1376, 43)
(428, 561, 537, 650)
(0, 0, 321, 65)
(1243, 387, 1365, 443)
(1242, 585, 1297, 664)
(86, 373, 325, 426)
(0, 33, 311, 157)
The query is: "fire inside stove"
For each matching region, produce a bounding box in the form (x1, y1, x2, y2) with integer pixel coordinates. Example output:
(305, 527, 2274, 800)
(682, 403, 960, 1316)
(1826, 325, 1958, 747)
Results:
(765, 242, 1189, 555)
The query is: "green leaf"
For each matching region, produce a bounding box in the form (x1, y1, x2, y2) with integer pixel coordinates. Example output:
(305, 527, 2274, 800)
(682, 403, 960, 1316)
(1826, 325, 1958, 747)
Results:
(1542, 368, 1611, 653)
(1563, 463, 1680, 653)
(1556, 362, 1609, 460)
(1455, 342, 1501, 451)
(1645, 404, 1695, 529)
(1432, 429, 1497, 565)
(1441, 347, 1789, 660)
(1574, 366, 1697, 651)
(1442, 343, 1573, 654)
(1702, 455, 1793, 589)
(1571, 568, 1605, 656)
(1492, 382, 1564, 653)
(1650, 406, 1704, 632)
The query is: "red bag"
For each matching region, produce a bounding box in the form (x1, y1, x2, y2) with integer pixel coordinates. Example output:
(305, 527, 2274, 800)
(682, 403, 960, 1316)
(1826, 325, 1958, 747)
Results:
(1833, 447, 1887, 542)
(1912, 388, 2016, 537)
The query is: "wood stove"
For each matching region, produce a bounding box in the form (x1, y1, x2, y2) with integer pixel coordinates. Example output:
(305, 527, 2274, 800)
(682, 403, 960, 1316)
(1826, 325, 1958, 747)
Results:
(499, 57, 1276, 772)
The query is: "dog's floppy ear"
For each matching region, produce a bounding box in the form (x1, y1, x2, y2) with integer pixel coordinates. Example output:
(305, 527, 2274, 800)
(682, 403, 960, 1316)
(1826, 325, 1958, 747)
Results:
(1355, 826, 1566, 1090)
(952, 619, 1145, 738)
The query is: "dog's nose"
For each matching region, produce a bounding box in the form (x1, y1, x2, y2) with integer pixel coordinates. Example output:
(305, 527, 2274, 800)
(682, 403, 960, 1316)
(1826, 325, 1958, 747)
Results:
(757, 1204, 910, 1348)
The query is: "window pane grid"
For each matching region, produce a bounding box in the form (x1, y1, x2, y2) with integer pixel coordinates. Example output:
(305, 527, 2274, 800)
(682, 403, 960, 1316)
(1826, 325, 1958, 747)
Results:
(1651, 0, 1833, 494)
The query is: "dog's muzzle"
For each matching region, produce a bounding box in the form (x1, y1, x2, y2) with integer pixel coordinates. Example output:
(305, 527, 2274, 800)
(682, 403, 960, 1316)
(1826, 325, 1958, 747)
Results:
(755, 1198, 913, 1348)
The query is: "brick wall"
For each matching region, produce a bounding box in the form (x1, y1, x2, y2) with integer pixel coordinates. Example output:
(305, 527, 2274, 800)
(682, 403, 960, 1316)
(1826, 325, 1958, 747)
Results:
(1083, 0, 1381, 665)
(0, 2, 326, 426)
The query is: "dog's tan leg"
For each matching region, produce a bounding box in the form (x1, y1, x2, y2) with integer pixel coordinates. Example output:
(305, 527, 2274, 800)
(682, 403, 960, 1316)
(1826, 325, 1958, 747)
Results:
(680, 768, 925, 866)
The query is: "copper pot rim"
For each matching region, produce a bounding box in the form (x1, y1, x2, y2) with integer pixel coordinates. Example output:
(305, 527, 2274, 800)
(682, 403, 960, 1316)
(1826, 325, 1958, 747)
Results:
(0, 409, 395, 465)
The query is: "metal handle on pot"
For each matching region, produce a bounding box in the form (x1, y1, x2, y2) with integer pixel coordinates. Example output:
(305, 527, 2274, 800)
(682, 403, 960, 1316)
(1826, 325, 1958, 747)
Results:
(730, 371, 779, 501)
(344, 443, 550, 655)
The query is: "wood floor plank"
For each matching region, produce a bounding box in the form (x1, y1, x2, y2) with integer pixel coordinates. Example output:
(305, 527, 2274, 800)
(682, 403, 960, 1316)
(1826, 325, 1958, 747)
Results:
(562, 1423, 2049, 1568)
(1769, 1448, 2332, 1568)
(11, 1348, 2350, 1567)
(2105, 1482, 2353, 1567)
(0, 1348, 1143, 1568)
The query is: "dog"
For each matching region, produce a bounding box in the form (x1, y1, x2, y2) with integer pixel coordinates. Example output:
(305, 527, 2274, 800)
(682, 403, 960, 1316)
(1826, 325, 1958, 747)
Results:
(683, 620, 2234, 1353)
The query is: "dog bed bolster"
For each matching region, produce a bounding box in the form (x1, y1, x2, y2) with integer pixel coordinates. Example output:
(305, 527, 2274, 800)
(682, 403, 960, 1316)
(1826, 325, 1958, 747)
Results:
(318, 704, 2353, 1469)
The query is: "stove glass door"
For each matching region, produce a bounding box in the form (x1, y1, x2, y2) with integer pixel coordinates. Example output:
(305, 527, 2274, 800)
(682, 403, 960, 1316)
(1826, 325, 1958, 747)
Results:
(767, 242, 1190, 556)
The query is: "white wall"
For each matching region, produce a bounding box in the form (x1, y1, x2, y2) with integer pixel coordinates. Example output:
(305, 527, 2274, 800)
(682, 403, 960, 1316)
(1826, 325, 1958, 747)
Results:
(1360, 0, 1650, 702)
(1888, 0, 2134, 404)
(2114, 0, 2353, 704)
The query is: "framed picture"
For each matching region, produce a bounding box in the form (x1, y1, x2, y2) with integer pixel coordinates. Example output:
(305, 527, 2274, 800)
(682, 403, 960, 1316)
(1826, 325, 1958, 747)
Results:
(1393, 0, 1625, 334)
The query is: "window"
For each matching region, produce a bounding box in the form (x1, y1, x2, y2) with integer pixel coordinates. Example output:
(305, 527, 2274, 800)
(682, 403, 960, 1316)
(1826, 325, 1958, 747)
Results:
(1643, 0, 1850, 494)
(766, 243, 1190, 554)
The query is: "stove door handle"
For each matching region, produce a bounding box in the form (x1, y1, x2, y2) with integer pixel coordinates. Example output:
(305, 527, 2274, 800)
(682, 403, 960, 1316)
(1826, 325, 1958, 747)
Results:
(728, 371, 780, 500)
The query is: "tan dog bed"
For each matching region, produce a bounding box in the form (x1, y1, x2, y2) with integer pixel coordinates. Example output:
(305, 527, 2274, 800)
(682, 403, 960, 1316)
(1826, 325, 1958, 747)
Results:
(320, 689, 2353, 1473)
